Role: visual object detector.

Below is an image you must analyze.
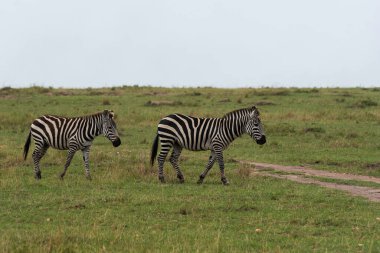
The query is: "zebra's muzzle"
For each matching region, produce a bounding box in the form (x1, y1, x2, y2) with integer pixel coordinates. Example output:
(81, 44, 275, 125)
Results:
(256, 136, 266, 145)
(112, 138, 121, 147)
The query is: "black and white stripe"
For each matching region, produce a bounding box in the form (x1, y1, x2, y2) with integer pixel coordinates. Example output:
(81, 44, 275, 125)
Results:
(23, 110, 121, 180)
(150, 106, 266, 184)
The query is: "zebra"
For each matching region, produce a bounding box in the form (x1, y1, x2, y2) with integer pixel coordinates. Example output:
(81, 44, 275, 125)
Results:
(23, 110, 121, 180)
(150, 106, 266, 185)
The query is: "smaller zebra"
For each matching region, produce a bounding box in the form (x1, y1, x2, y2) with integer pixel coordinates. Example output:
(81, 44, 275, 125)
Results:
(23, 110, 121, 180)
(150, 106, 266, 185)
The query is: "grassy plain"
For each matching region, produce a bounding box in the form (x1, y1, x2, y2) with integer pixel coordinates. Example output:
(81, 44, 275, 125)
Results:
(0, 86, 379, 252)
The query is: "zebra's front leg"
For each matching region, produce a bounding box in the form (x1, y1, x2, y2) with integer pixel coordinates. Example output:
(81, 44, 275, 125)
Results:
(60, 148, 77, 180)
(215, 150, 229, 185)
(82, 146, 92, 180)
(169, 145, 184, 183)
(197, 151, 216, 184)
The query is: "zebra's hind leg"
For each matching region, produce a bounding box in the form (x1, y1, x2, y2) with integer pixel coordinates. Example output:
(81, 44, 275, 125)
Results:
(60, 148, 77, 180)
(157, 140, 173, 183)
(169, 144, 184, 183)
(197, 151, 216, 184)
(32, 144, 48, 180)
(81, 146, 91, 180)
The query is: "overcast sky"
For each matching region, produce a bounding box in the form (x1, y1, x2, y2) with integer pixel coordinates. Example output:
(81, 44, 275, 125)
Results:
(0, 0, 379, 88)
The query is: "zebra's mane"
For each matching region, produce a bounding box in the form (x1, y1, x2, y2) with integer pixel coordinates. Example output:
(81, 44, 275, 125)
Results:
(83, 110, 114, 119)
(83, 112, 103, 119)
(46, 112, 103, 119)
(222, 106, 257, 119)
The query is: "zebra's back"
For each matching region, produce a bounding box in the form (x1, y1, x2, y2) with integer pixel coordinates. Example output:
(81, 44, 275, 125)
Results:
(158, 114, 221, 151)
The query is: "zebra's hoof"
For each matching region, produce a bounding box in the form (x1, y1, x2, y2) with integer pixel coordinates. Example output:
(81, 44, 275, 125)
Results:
(177, 175, 185, 183)
(221, 178, 229, 185)
(59, 174, 65, 180)
(197, 176, 204, 184)
(86, 175, 92, 181)
(35, 172, 41, 180)
(159, 176, 166, 183)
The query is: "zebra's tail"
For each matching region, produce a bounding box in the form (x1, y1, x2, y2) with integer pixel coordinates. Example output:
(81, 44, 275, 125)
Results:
(23, 131, 32, 160)
(150, 134, 159, 167)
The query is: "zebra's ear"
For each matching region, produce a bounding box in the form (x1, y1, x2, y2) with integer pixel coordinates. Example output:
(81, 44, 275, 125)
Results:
(103, 110, 114, 118)
(249, 106, 259, 118)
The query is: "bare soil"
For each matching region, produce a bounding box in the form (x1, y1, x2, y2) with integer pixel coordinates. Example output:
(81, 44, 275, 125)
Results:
(238, 160, 380, 203)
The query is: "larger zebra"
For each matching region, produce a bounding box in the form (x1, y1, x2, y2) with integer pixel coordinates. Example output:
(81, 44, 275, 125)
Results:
(23, 110, 121, 180)
(150, 106, 266, 185)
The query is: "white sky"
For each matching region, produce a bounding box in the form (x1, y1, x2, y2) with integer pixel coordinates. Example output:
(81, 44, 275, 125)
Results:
(0, 0, 379, 88)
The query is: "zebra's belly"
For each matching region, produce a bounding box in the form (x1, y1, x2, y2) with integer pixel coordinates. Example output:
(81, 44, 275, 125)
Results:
(185, 146, 208, 151)
(51, 145, 69, 150)
(46, 141, 69, 150)
(179, 139, 211, 151)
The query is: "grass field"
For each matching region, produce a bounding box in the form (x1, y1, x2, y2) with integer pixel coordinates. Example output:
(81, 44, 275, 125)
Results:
(0, 86, 379, 252)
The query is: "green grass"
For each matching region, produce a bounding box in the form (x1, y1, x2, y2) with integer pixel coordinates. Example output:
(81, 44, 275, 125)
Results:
(1, 86, 380, 252)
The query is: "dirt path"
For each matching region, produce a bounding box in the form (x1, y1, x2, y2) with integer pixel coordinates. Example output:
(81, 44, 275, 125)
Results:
(238, 160, 380, 203)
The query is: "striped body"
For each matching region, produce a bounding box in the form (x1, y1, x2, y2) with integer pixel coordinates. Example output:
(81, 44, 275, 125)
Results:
(158, 115, 223, 151)
(151, 106, 266, 184)
(24, 110, 121, 180)
(31, 115, 102, 150)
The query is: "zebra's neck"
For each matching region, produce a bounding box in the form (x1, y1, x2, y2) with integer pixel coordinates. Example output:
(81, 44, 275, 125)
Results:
(221, 113, 249, 143)
(93, 114, 103, 137)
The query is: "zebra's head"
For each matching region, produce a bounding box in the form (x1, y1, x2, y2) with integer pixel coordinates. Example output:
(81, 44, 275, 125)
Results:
(102, 110, 121, 147)
(245, 106, 266, 145)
